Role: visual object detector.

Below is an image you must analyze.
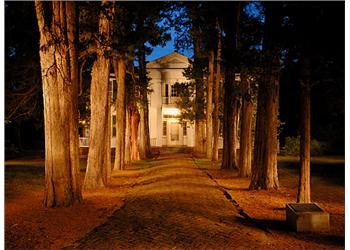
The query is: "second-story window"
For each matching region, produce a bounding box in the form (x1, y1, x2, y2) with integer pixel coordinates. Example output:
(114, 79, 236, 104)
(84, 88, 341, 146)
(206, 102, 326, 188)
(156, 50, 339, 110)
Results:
(171, 85, 178, 97)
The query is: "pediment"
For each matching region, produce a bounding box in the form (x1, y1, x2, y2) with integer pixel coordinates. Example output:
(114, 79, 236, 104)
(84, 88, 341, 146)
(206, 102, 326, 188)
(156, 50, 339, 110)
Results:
(147, 52, 190, 68)
(168, 58, 185, 64)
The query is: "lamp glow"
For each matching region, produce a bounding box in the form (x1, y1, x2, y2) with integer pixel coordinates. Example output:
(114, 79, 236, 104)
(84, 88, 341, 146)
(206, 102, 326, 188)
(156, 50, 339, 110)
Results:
(164, 108, 180, 116)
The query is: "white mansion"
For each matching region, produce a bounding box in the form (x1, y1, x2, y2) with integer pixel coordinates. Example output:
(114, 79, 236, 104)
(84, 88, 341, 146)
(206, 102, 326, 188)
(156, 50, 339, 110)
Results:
(80, 52, 196, 148)
(147, 52, 195, 147)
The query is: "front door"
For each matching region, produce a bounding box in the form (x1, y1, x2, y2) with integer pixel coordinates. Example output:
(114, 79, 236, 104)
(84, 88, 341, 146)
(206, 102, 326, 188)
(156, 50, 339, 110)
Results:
(169, 122, 181, 146)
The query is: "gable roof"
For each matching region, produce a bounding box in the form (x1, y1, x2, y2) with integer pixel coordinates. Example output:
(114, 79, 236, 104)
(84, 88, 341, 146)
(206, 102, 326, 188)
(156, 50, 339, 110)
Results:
(146, 51, 190, 69)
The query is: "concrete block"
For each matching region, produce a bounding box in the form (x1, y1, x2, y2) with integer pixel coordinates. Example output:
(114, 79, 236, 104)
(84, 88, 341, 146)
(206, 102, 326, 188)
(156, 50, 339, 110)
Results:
(286, 203, 330, 232)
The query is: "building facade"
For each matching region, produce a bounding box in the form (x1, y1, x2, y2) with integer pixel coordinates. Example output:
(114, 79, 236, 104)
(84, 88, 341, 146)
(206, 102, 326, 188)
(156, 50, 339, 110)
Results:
(147, 52, 195, 147)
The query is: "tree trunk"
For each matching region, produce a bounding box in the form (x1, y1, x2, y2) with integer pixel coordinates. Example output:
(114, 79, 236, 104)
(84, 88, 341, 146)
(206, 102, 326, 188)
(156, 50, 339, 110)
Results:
(206, 50, 214, 159)
(249, 60, 279, 189)
(124, 106, 131, 165)
(233, 100, 240, 167)
(297, 58, 311, 203)
(84, 57, 111, 188)
(84, 1, 114, 189)
(138, 45, 152, 159)
(194, 120, 206, 155)
(130, 105, 140, 161)
(66, 1, 82, 205)
(221, 69, 239, 169)
(239, 76, 253, 177)
(212, 18, 222, 162)
(249, 3, 281, 190)
(35, 1, 82, 207)
(113, 57, 126, 171)
(221, 4, 239, 169)
(193, 39, 206, 156)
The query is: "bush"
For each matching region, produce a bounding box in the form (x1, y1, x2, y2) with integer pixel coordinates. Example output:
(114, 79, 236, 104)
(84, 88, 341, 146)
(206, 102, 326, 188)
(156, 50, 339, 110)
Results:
(282, 136, 328, 156)
(283, 136, 300, 156)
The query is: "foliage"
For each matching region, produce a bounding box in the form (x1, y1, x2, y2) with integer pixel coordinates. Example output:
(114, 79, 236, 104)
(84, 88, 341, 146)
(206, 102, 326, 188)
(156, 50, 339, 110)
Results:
(174, 81, 195, 123)
(283, 136, 329, 156)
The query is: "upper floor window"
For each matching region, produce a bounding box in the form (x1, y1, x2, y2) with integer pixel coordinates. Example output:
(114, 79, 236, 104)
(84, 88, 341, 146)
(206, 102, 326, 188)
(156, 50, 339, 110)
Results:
(171, 85, 178, 97)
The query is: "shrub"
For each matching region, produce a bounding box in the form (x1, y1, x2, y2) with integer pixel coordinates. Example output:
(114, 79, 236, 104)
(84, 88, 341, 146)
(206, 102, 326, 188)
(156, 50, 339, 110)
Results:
(283, 136, 300, 156)
(282, 136, 328, 156)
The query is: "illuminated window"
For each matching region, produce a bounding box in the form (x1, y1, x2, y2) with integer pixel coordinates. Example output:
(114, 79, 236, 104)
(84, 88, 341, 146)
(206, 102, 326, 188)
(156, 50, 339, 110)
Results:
(171, 85, 178, 97)
(163, 121, 167, 136)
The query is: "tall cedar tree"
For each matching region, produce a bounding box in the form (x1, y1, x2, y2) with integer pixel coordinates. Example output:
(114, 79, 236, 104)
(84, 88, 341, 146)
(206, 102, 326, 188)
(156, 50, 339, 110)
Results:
(221, 2, 240, 169)
(206, 50, 214, 159)
(35, 1, 82, 207)
(289, 3, 314, 203)
(111, 3, 140, 168)
(126, 58, 141, 162)
(84, 1, 115, 189)
(239, 75, 254, 177)
(129, 2, 170, 159)
(297, 57, 311, 202)
(249, 3, 282, 189)
(113, 56, 127, 170)
(188, 3, 206, 155)
(138, 43, 152, 159)
(212, 17, 222, 162)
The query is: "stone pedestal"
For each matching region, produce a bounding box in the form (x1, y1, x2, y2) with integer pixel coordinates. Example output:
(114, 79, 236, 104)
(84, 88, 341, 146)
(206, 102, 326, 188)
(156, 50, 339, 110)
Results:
(286, 203, 330, 232)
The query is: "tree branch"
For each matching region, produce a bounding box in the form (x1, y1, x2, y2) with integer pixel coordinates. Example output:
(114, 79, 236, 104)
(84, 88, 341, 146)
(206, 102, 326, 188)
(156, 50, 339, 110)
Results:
(79, 44, 97, 61)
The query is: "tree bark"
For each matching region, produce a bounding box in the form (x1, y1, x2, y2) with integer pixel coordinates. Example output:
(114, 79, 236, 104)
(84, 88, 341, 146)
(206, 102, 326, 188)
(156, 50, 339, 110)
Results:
(194, 120, 206, 155)
(297, 58, 311, 203)
(212, 18, 222, 162)
(193, 38, 206, 156)
(124, 106, 131, 164)
(249, 3, 281, 190)
(221, 3, 240, 169)
(138, 45, 152, 159)
(84, 1, 114, 189)
(221, 70, 239, 170)
(35, 1, 82, 207)
(113, 57, 126, 171)
(239, 76, 253, 177)
(249, 58, 280, 189)
(206, 50, 214, 159)
(130, 105, 140, 161)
